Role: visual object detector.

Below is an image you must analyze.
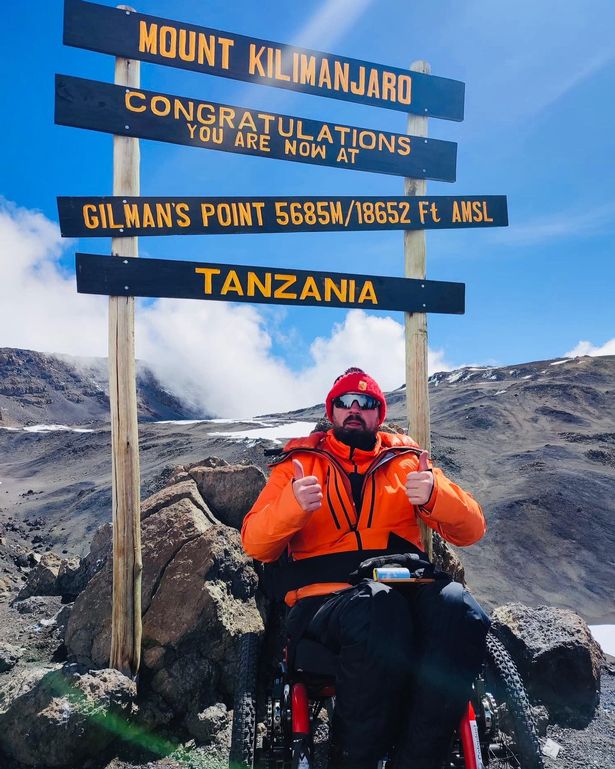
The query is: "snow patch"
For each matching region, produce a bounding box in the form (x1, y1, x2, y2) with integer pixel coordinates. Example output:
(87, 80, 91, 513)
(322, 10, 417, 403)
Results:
(22, 424, 95, 433)
(495, 390, 507, 395)
(589, 624, 615, 657)
(210, 421, 316, 445)
(549, 359, 569, 366)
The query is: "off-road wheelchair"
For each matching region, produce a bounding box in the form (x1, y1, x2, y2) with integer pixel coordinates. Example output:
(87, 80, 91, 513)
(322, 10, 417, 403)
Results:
(230, 555, 545, 769)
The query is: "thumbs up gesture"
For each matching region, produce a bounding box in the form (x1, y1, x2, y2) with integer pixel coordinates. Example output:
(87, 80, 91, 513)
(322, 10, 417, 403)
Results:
(292, 459, 323, 513)
(405, 450, 434, 506)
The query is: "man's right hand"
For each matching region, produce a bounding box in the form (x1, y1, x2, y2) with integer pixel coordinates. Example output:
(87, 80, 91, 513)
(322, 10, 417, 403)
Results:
(292, 459, 323, 513)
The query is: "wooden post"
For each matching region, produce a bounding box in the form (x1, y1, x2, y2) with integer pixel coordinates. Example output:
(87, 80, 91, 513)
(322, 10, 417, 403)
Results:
(109, 8, 142, 677)
(404, 60, 432, 559)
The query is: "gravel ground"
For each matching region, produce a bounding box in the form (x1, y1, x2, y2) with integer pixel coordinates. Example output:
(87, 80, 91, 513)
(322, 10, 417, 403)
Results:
(544, 661, 615, 769)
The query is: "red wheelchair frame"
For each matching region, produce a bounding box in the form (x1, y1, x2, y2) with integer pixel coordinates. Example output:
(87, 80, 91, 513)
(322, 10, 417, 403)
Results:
(230, 624, 544, 769)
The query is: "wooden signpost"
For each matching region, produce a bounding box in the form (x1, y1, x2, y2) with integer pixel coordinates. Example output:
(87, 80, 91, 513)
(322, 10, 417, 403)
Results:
(76, 253, 465, 314)
(58, 195, 508, 237)
(56, 0, 507, 677)
(63, 0, 465, 120)
(55, 74, 457, 180)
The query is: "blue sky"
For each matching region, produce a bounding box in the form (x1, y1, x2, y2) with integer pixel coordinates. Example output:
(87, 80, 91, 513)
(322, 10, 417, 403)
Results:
(1, 0, 614, 416)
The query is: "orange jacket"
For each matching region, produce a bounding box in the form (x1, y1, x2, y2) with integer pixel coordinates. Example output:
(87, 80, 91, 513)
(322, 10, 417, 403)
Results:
(241, 430, 485, 604)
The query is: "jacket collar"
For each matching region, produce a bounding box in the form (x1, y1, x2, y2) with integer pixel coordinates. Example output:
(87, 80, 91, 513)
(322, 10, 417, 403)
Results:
(323, 429, 383, 461)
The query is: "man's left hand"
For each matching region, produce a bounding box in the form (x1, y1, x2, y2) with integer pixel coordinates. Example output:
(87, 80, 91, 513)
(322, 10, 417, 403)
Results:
(405, 450, 434, 506)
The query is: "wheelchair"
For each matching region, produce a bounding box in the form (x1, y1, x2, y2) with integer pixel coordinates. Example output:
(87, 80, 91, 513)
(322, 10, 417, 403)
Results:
(230, 562, 545, 769)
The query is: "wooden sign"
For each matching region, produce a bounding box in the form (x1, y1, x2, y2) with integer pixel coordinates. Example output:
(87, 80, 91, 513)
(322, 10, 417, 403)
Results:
(58, 195, 508, 237)
(76, 253, 465, 314)
(63, 0, 465, 121)
(55, 75, 458, 181)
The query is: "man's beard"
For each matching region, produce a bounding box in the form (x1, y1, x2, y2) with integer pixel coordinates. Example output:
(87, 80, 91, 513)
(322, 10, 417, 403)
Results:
(333, 420, 378, 450)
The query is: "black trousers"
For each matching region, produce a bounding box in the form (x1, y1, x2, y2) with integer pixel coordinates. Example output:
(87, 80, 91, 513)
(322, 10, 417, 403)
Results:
(287, 579, 490, 769)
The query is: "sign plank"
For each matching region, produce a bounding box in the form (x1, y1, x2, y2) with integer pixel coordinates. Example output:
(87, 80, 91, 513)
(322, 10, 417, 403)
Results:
(55, 75, 457, 181)
(59, 195, 508, 237)
(63, 0, 465, 121)
(76, 253, 465, 314)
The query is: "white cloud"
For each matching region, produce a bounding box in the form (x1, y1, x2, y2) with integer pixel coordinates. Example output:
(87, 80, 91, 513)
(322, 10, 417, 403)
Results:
(0, 200, 453, 417)
(565, 338, 615, 358)
(0, 199, 108, 357)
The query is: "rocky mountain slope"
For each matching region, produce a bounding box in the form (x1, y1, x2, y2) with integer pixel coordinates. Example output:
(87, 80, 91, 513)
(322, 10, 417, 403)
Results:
(0, 348, 202, 426)
(0, 351, 613, 624)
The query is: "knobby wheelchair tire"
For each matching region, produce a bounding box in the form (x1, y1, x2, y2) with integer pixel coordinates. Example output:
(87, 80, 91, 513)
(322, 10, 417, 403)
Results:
(484, 633, 544, 769)
(230, 632, 260, 769)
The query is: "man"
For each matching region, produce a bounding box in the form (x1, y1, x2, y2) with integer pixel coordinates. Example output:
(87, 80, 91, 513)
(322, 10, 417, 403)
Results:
(241, 367, 489, 769)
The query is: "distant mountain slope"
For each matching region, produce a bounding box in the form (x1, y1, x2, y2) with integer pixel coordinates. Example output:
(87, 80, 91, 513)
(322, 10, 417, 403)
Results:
(0, 352, 613, 623)
(0, 348, 202, 425)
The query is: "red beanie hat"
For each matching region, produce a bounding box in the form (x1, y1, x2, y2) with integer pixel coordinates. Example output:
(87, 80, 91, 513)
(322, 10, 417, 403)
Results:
(326, 367, 387, 424)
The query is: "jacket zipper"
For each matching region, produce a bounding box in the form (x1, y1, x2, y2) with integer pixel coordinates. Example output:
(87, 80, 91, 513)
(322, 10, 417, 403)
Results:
(282, 445, 422, 547)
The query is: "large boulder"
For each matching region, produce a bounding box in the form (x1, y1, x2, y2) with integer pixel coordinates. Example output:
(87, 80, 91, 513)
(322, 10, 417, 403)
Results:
(16, 552, 63, 600)
(184, 463, 267, 530)
(65, 476, 263, 730)
(491, 603, 604, 727)
(0, 664, 135, 768)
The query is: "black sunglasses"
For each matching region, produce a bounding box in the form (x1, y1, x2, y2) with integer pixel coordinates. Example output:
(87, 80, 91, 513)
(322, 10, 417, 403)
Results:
(332, 393, 380, 410)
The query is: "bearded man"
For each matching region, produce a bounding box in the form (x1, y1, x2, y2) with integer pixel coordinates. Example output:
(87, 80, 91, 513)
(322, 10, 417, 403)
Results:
(241, 367, 489, 769)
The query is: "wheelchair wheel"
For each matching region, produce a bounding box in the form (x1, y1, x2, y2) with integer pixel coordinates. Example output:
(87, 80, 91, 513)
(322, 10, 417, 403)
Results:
(230, 632, 260, 769)
(481, 633, 544, 769)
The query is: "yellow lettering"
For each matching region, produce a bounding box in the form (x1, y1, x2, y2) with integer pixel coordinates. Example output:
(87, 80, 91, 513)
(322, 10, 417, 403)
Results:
(299, 276, 322, 302)
(159, 25, 177, 58)
(398, 75, 412, 105)
(124, 203, 140, 228)
(175, 203, 191, 227)
(197, 33, 217, 66)
(358, 281, 377, 304)
(333, 61, 349, 93)
(397, 135, 411, 156)
(238, 111, 257, 131)
(195, 267, 221, 294)
(461, 201, 473, 221)
(299, 54, 316, 85)
(218, 37, 235, 69)
(350, 67, 365, 95)
(471, 201, 484, 222)
(142, 204, 155, 228)
(366, 69, 380, 99)
(249, 44, 266, 76)
(274, 274, 297, 299)
(452, 201, 462, 222)
(324, 278, 347, 303)
(200, 203, 215, 225)
(246, 272, 272, 298)
(151, 95, 171, 117)
(221, 269, 244, 296)
(318, 58, 332, 89)
(275, 49, 291, 81)
(317, 124, 334, 143)
(125, 90, 146, 112)
(381, 71, 396, 101)
(138, 21, 158, 54)
(219, 106, 236, 128)
(83, 204, 99, 229)
(178, 29, 196, 62)
(155, 203, 173, 228)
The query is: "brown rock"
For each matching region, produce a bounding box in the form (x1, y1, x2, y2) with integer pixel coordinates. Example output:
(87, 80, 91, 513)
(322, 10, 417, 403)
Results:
(187, 464, 266, 530)
(0, 664, 135, 768)
(491, 602, 604, 727)
(65, 478, 263, 727)
(16, 552, 62, 600)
